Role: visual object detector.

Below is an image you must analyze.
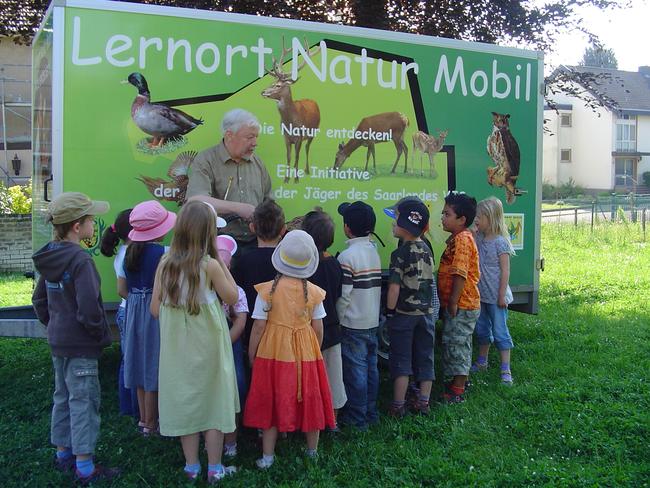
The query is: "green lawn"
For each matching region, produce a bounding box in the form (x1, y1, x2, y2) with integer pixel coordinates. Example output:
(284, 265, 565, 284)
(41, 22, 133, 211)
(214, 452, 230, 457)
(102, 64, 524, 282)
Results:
(0, 273, 32, 307)
(541, 203, 579, 211)
(0, 223, 648, 486)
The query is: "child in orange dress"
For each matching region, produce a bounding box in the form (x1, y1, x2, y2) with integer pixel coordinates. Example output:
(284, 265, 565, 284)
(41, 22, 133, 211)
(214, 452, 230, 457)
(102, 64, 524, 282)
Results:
(243, 230, 336, 469)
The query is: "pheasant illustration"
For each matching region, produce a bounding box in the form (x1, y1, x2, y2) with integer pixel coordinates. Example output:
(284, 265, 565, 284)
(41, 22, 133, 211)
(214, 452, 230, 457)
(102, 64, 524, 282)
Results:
(126, 72, 203, 148)
(138, 151, 197, 205)
(486, 112, 525, 204)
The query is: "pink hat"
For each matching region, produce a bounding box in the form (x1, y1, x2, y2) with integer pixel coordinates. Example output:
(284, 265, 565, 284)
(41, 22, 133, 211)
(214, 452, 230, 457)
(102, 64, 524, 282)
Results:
(128, 200, 177, 242)
(216, 234, 237, 268)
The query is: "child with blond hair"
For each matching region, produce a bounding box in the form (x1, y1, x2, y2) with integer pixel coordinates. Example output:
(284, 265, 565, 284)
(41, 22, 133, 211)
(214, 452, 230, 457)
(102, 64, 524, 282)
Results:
(471, 197, 516, 384)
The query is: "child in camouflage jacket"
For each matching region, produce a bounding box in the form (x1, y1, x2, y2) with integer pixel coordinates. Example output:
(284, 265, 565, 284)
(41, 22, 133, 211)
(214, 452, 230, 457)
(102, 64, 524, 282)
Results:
(385, 197, 437, 417)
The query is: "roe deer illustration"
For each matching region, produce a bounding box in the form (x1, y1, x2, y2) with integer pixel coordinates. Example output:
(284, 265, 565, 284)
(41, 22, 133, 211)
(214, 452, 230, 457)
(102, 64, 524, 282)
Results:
(412, 129, 448, 178)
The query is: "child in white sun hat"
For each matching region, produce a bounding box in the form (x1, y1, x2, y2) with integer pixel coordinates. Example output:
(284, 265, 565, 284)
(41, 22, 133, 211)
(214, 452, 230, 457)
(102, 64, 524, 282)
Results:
(243, 230, 336, 469)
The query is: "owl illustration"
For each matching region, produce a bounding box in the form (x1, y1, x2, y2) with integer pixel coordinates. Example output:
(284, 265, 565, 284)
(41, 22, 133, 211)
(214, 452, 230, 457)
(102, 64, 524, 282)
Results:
(138, 151, 197, 205)
(486, 112, 525, 204)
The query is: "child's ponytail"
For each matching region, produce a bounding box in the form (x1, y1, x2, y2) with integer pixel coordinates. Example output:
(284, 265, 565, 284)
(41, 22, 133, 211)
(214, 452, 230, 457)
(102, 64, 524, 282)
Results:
(100, 208, 133, 257)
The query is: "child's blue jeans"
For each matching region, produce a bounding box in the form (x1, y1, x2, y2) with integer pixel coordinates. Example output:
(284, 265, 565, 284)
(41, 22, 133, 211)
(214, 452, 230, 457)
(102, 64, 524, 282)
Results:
(339, 326, 379, 429)
(475, 302, 514, 351)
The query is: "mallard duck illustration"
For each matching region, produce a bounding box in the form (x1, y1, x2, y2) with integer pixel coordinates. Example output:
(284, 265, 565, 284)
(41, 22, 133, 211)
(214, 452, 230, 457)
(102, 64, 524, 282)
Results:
(486, 112, 526, 204)
(126, 72, 203, 148)
(138, 151, 197, 205)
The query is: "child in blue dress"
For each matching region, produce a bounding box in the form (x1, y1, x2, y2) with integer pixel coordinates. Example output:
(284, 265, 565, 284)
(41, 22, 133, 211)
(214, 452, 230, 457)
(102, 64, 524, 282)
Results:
(471, 197, 516, 384)
(100, 208, 139, 417)
(122, 200, 176, 434)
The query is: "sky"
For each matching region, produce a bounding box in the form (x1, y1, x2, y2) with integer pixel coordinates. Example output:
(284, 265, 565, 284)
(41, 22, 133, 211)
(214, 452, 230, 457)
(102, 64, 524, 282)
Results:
(543, 0, 650, 73)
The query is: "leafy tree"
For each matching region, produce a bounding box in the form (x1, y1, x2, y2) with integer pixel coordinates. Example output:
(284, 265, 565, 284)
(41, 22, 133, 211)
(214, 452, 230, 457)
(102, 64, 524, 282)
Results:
(0, 0, 627, 113)
(579, 43, 619, 68)
(1, 0, 627, 53)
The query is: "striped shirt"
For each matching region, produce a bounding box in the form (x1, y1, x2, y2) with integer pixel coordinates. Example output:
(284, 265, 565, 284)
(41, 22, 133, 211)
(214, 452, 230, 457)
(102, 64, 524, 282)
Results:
(335, 237, 382, 330)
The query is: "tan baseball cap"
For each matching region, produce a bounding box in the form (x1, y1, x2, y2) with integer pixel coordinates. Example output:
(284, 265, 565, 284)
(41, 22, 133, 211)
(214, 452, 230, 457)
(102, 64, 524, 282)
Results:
(48, 192, 110, 225)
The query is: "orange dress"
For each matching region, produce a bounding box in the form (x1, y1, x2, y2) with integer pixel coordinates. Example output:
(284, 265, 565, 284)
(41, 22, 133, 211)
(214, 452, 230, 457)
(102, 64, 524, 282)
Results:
(243, 277, 336, 432)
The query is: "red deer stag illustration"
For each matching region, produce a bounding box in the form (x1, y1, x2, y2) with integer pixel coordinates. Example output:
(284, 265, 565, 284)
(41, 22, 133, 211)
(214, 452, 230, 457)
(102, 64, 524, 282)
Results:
(262, 39, 320, 183)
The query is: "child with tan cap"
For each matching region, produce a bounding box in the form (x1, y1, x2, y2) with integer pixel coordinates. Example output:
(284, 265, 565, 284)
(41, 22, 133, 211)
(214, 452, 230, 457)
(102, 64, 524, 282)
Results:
(32, 192, 120, 485)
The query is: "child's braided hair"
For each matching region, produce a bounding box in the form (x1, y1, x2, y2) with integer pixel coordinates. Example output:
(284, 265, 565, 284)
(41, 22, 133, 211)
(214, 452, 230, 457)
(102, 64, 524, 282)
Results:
(264, 273, 310, 318)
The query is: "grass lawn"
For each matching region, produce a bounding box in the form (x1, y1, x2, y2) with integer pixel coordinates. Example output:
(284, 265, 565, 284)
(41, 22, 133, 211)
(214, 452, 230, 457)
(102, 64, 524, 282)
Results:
(0, 273, 32, 307)
(541, 203, 580, 211)
(1, 223, 648, 486)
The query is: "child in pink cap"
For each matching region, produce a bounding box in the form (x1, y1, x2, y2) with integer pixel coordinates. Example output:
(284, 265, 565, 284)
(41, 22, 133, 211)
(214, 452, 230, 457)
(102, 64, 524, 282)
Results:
(120, 200, 176, 436)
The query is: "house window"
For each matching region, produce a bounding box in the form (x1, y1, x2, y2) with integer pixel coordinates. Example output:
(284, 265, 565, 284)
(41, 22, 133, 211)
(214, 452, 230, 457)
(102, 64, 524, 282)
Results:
(615, 158, 635, 187)
(560, 149, 572, 163)
(560, 113, 572, 127)
(616, 115, 636, 152)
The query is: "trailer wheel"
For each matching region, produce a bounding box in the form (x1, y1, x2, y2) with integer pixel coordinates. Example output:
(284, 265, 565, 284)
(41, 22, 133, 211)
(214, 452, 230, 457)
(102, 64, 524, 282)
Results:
(376, 313, 390, 365)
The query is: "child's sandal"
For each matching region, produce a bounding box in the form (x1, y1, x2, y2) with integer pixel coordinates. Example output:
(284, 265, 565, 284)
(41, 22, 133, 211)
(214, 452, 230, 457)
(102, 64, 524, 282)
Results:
(500, 371, 513, 385)
(255, 457, 274, 470)
(207, 466, 237, 484)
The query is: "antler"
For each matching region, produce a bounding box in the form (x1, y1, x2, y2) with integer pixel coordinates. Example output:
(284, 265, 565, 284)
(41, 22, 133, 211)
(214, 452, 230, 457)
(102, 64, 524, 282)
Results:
(266, 36, 321, 80)
(266, 36, 292, 81)
(295, 37, 321, 73)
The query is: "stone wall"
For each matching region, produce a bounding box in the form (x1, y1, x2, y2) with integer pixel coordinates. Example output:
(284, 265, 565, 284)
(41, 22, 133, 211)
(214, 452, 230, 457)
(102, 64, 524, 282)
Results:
(0, 214, 32, 273)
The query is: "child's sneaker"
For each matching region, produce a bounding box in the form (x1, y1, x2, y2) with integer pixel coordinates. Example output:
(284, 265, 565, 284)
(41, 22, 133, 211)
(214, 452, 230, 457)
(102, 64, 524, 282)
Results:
(501, 370, 514, 385)
(75, 464, 121, 486)
(53, 454, 76, 473)
(470, 361, 488, 373)
(388, 403, 407, 419)
(442, 383, 465, 404)
(410, 398, 431, 415)
(184, 471, 199, 483)
(304, 448, 319, 459)
(207, 466, 237, 484)
(223, 443, 237, 458)
(442, 391, 465, 404)
(405, 382, 421, 406)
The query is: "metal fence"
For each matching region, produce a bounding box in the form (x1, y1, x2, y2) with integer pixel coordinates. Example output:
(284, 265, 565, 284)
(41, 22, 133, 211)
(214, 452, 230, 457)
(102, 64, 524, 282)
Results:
(542, 194, 650, 235)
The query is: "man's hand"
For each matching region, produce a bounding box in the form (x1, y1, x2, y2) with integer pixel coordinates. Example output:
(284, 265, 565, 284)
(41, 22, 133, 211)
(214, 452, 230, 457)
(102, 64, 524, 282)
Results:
(236, 202, 256, 220)
(448, 302, 458, 318)
(497, 296, 507, 308)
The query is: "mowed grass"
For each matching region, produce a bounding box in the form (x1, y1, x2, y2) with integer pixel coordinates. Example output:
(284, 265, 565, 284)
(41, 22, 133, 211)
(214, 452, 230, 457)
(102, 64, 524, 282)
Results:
(0, 223, 648, 487)
(0, 273, 32, 307)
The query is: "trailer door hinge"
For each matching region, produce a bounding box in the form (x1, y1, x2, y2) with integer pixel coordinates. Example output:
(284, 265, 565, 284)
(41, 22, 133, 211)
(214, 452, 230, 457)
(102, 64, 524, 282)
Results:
(536, 257, 545, 272)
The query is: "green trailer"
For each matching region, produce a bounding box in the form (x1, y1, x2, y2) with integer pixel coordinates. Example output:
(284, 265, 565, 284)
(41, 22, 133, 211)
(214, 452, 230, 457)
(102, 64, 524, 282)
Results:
(30, 0, 543, 321)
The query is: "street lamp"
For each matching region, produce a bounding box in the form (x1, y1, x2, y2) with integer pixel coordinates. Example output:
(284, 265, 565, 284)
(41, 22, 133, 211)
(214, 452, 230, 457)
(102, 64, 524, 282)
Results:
(11, 154, 21, 176)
